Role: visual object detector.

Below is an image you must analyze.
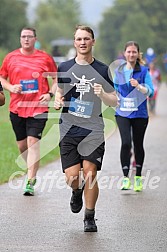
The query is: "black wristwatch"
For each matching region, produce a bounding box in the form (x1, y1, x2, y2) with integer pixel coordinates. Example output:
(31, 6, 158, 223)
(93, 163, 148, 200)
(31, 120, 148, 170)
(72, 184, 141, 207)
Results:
(49, 92, 54, 98)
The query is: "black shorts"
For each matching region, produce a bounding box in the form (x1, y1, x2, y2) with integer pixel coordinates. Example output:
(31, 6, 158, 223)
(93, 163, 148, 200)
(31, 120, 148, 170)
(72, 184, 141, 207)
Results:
(10, 112, 48, 141)
(59, 135, 105, 172)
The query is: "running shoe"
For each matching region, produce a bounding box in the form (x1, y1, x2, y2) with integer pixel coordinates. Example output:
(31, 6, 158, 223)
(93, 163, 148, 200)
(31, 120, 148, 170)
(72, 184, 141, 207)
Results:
(23, 178, 36, 196)
(121, 177, 131, 190)
(134, 176, 143, 192)
(84, 214, 97, 232)
(70, 181, 85, 213)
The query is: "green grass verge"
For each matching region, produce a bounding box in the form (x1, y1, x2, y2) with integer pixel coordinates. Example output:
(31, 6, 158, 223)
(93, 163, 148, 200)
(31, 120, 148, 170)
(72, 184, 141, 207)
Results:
(0, 91, 116, 185)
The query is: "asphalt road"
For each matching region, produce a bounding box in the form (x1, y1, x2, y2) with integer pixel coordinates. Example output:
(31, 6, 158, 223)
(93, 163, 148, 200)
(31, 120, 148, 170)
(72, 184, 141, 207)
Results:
(0, 83, 167, 252)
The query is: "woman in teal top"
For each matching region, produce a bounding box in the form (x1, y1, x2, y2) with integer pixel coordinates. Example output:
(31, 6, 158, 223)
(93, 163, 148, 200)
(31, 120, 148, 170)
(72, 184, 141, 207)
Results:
(114, 41, 154, 191)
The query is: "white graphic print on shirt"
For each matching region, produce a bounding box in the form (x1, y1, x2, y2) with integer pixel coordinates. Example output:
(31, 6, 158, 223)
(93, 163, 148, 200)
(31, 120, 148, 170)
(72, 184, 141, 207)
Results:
(68, 72, 95, 118)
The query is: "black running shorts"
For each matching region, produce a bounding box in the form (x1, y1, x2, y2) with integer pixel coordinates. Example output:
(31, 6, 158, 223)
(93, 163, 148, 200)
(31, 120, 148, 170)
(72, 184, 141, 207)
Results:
(59, 135, 105, 172)
(10, 112, 48, 141)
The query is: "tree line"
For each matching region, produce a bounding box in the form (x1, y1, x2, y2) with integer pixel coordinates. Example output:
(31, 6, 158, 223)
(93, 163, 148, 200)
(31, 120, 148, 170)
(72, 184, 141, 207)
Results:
(0, 0, 167, 71)
(95, 0, 167, 70)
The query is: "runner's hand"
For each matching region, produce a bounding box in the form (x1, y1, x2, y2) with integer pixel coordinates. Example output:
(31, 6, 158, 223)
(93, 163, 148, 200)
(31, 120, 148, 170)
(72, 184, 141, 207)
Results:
(129, 78, 139, 87)
(54, 96, 64, 110)
(93, 83, 104, 97)
(39, 93, 51, 105)
(10, 84, 22, 93)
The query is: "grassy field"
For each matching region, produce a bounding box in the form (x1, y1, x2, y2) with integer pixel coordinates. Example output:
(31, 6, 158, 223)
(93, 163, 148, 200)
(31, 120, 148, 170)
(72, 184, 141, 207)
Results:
(0, 91, 116, 184)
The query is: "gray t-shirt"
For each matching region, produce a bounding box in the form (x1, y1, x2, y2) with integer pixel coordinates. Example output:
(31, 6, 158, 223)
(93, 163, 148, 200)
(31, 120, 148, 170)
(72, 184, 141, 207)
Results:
(58, 58, 114, 138)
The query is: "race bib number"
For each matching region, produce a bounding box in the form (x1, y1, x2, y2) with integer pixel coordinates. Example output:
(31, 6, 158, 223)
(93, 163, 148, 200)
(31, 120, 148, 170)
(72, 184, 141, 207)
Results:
(20, 79, 39, 94)
(68, 97, 94, 118)
(120, 97, 138, 111)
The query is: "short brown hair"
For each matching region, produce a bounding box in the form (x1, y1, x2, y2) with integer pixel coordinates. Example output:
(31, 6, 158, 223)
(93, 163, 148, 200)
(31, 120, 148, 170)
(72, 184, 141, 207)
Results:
(74, 25, 94, 39)
(20, 27, 36, 37)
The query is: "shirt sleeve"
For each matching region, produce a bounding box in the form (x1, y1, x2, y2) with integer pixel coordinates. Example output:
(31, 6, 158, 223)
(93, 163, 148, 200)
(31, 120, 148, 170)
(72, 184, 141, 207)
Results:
(144, 71, 154, 98)
(103, 67, 115, 93)
(47, 55, 57, 77)
(0, 56, 8, 78)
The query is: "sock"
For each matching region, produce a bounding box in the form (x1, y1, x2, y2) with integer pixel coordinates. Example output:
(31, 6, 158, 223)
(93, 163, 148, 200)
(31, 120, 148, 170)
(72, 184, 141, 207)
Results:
(85, 208, 95, 218)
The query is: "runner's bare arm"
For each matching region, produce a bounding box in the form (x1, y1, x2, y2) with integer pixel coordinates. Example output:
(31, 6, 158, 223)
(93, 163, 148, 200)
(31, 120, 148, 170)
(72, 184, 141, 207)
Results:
(39, 77, 57, 102)
(0, 76, 22, 93)
(130, 78, 148, 95)
(93, 83, 118, 107)
(49, 77, 57, 95)
(54, 86, 64, 110)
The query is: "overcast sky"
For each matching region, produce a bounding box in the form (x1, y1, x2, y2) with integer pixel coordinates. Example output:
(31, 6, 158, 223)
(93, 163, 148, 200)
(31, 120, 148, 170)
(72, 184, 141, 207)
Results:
(26, 0, 113, 26)
(80, 0, 112, 25)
